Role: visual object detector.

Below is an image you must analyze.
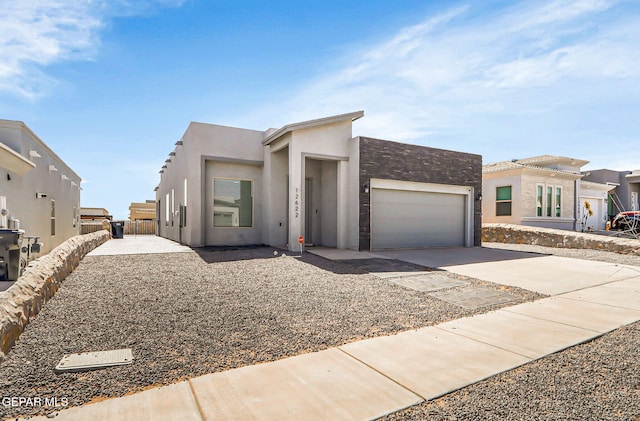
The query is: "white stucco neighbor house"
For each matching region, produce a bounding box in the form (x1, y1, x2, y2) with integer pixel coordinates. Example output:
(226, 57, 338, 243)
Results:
(483, 155, 614, 231)
(0, 119, 81, 254)
(156, 111, 483, 251)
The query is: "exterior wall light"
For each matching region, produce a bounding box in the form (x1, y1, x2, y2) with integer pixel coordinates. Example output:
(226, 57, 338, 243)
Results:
(363, 181, 370, 194)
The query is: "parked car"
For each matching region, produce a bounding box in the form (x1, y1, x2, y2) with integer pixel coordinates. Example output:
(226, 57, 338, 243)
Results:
(611, 211, 640, 231)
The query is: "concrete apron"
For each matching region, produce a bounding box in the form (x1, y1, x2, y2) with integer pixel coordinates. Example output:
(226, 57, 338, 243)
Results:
(377, 247, 640, 295)
(28, 277, 640, 421)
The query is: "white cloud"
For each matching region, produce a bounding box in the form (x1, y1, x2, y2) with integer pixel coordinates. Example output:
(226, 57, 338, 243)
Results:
(0, 0, 184, 98)
(506, 0, 614, 31)
(249, 0, 639, 164)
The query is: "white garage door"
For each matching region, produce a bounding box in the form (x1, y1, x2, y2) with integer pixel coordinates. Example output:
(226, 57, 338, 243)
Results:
(371, 188, 466, 249)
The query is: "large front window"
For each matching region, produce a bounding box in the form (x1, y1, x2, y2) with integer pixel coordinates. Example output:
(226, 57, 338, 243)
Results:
(536, 184, 562, 218)
(213, 178, 253, 227)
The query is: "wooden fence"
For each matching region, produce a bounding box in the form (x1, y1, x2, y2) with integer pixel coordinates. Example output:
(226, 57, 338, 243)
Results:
(81, 223, 107, 235)
(81, 220, 157, 236)
(124, 220, 156, 235)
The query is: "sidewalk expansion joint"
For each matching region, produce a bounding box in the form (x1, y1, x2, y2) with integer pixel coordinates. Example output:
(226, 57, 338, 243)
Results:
(554, 277, 640, 296)
(501, 309, 604, 334)
(336, 347, 427, 402)
(187, 378, 207, 421)
(559, 296, 640, 311)
(431, 326, 534, 360)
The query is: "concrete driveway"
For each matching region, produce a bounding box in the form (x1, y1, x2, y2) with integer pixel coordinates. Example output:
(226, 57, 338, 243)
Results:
(377, 247, 640, 295)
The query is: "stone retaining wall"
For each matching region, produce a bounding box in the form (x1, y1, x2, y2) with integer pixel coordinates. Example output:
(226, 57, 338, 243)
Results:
(0, 230, 109, 360)
(483, 223, 640, 256)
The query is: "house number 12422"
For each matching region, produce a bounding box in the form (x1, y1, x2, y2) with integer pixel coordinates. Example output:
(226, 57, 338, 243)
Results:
(295, 188, 299, 218)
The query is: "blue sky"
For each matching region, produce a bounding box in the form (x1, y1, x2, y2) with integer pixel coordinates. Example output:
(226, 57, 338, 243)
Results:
(1, 0, 639, 219)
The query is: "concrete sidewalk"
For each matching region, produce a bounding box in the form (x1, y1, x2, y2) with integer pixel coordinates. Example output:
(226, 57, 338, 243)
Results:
(86, 235, 193, 256)
(27, 275, 640, 420)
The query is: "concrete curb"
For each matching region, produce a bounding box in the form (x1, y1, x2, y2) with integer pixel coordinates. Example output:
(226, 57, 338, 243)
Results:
(0, 230, 110, 360)
(483, 223, 640, 256)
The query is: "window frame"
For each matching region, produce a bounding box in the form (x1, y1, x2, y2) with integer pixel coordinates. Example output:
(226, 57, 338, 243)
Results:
(171, 189, 175, 226)
(536, 183, 563, 218)
(495, 185, 512, 216)
(183, 178, 188, 205)
(50, 199, 56, 236)
(165, 193, 170, 226)
(536, 184, 543, 217)
(212, 177, 254, 228)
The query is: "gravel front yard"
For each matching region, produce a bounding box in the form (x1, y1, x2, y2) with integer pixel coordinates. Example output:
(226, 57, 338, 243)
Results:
(384, 321, 640, 421)
(0, 247, 540, 419)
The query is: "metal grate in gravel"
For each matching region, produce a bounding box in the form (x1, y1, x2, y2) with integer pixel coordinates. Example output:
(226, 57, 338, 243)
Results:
(429, 287, 518, 309)
(339, 258, 432, 279)
(55, 349, 133, 373)
(389, 274, 469, 292)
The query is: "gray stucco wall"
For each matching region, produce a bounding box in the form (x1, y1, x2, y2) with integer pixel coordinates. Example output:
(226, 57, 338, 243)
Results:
(157, 122, 264, 247)
(582, 169, 633, 215)
(358, 137, 482, 250)
(0, 121, 81, 254)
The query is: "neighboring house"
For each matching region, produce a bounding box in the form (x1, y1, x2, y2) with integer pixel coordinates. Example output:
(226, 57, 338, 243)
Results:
(129, 201, 156, 220)
(582, 169, 640, 219)
(0, 119, 81, 254)
(156, 111, 482, 251)
(80, 207, 112, 235)
(483, 155, 614, 231)
(80, 207, 112, 221)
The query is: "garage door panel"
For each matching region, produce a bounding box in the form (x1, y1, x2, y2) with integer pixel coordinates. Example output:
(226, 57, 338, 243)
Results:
(371, 188, 466, 249)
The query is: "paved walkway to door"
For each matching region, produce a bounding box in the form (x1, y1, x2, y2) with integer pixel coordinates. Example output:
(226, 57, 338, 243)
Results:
(87, 235, 193, 256)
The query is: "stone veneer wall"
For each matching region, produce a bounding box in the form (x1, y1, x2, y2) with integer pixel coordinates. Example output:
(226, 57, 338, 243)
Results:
(0, 230, 109, 360)
(483, 223, 640, 256)
(359, 137, 483, 250)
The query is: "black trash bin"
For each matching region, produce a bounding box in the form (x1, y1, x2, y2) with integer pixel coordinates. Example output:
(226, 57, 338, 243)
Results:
(110, 221, 125, 239)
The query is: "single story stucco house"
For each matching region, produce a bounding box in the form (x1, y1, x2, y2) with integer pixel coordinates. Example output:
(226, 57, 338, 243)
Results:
(156, 111, 482, 251)
(483, 155, 614, 231)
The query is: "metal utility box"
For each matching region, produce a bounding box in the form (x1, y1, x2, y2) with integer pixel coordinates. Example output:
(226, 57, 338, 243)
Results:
(0, 229, 24, 281)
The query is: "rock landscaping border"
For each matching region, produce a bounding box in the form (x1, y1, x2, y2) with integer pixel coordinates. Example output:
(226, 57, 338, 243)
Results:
(483, 223, 640, 256)
(0, 230, 109, 360)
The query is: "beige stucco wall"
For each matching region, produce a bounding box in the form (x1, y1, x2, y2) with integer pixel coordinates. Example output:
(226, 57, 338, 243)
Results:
(0, 121, 81, 254)
(520, 173, 575, 218)
(482, 171, 522, 225)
